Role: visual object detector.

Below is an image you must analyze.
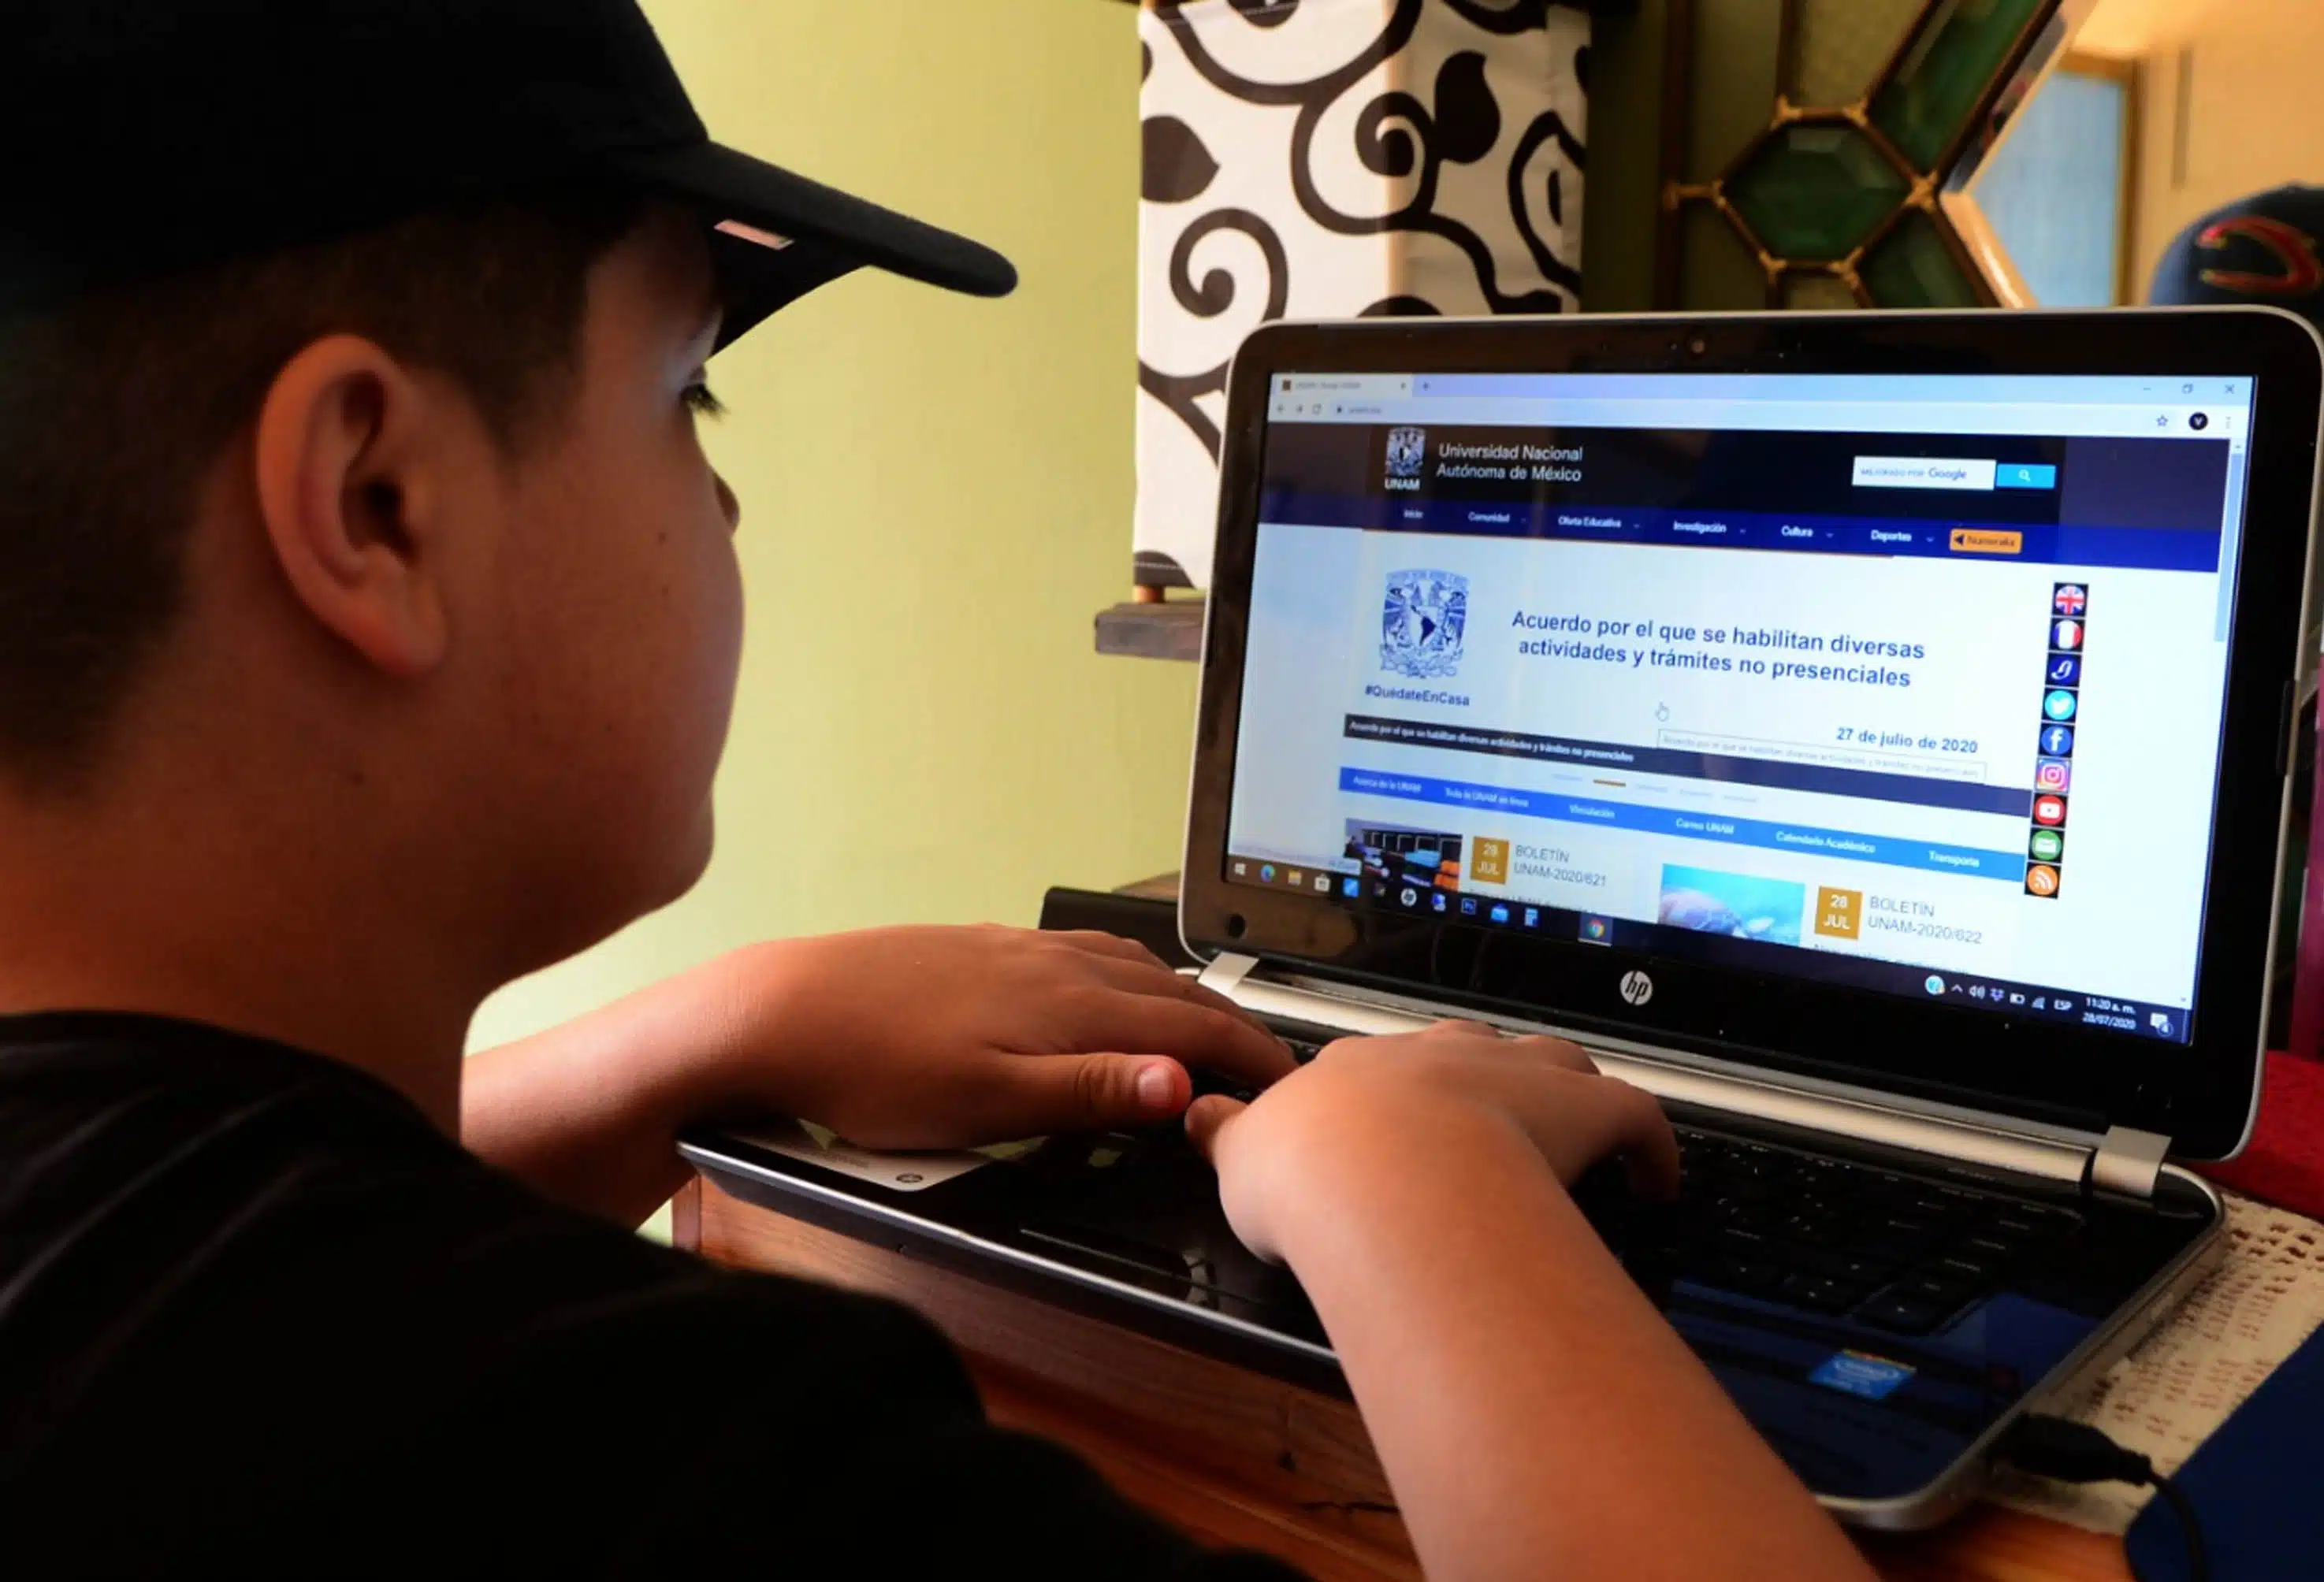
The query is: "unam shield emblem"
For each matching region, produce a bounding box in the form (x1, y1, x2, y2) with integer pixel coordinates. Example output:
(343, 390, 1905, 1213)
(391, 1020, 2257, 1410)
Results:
(1381, 570, 1467, 679)
(1385, 426, 1426, 479)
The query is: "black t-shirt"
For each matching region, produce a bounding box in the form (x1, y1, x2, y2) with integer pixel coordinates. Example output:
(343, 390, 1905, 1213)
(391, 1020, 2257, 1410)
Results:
(0, 1014, 1302, 1579)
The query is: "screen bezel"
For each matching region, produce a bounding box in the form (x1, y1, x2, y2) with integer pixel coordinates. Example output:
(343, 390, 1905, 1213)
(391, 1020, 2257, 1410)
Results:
(1182, 310, 2324, 1159)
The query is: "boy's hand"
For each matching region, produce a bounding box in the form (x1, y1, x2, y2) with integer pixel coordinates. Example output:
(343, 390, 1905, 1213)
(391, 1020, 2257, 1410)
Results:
(1185, 1019, 1678, 1263)
(465, 923, 1294, 1225)
(703, 924, 1296, 1147)
(1182, 1024, 1876, 1582)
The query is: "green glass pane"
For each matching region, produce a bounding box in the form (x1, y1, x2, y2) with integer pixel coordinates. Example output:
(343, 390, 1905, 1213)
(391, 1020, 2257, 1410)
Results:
(1861, 211, 1982, 306)
(1792, 0, 1923, 108)
(1870, 0, 2048, 173)
(1679, 202, 1767, 312)
(1685, 0, 1787, 181)
(1781, 272, 1860, 311)
(1727, 123, 1910, 262)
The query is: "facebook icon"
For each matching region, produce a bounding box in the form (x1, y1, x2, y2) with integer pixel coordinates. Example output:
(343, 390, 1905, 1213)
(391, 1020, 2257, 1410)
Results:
(2041, 723, 2075, 758)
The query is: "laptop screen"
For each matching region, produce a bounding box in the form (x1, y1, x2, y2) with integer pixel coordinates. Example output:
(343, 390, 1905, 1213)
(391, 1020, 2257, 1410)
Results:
(1222, 371, 2259, 1047)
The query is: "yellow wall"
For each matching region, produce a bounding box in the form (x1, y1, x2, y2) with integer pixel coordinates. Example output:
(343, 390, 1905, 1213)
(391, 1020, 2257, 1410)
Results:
(2083, 0, 2324, 292)
(473, 2, 1191, 1055)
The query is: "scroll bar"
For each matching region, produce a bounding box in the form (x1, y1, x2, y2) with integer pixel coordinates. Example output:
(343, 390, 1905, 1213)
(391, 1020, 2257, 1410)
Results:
(2217, 441, 2248, 643)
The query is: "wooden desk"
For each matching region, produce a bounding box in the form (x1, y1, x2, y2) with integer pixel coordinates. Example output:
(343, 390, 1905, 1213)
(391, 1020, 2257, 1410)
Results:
(676, 1175, 2133, 1582)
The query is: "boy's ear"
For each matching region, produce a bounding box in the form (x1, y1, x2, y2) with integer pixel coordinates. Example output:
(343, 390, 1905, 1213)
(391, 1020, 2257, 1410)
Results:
(249, 334, 456, 679)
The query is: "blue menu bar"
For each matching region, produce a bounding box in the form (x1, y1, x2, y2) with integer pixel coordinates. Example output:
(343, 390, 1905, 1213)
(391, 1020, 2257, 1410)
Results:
(1263, 492, 2222, 573)
(1339, 768, 2027, 882)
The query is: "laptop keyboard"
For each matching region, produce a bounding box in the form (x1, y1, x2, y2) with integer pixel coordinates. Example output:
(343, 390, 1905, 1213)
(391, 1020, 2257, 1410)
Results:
(1205, 1038, 2083, 1335)
(1593, 1129, 2084, 1333)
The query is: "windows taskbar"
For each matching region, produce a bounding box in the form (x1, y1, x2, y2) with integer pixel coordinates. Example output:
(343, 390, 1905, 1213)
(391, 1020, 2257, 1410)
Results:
(1222, 856, 2191, 1044)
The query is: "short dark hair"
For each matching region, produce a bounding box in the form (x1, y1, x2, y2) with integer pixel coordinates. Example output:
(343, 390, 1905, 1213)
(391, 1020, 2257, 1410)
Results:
(0, 184, 647, 790)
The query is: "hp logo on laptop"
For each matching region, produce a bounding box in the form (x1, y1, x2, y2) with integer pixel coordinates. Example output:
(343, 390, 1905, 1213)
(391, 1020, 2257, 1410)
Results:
(1618, 970, 1655, 1006)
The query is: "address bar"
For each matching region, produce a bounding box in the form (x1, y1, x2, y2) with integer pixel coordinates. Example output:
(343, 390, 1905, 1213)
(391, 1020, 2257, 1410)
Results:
(1657, 729, 1988, 784)
(1288, 396, 2244, 440)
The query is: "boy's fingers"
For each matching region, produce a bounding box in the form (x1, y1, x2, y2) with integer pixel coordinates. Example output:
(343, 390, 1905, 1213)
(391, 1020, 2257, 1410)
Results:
(1065, 987, 1298, 1089)
(1494, 1076, 1678, 1198)
(1424, 1016, 1504, 1038)
(1184, 1094, 1247, 1164)
(1046, 930, 1171, 971)
(1078, 959, 1299, 1079)
(1608, 1085, 1683, 1201)
(1406, 1021, 1596, 1073)
(995, 1051, 1189, 1134)
(1499, 1033, 1599, 1075)
(1078, 952, 1232, 1012)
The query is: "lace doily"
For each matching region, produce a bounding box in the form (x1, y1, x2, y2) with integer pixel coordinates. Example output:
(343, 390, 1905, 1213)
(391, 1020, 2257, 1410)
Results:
(1989, 1190, 2324, 1533)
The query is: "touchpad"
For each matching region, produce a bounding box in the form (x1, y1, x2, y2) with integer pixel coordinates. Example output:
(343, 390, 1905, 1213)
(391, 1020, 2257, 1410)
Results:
(1018, 1211, 1295, 1310)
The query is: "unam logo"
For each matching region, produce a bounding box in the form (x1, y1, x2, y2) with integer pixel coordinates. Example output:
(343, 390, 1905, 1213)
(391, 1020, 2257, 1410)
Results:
(1385, 426, 1427, 480)
(1381, 569, 1467, 680)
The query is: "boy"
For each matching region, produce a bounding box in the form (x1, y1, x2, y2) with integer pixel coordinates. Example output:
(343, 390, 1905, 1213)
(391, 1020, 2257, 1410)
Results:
(0, 3, 1873, 1578)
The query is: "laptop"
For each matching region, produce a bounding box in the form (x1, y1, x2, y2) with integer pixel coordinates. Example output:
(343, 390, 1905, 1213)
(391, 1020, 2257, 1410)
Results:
(685, 308, 2324, 1529)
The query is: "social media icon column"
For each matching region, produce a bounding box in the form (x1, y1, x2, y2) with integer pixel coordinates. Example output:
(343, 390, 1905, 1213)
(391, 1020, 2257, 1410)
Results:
(2028, 583, 2087, 898)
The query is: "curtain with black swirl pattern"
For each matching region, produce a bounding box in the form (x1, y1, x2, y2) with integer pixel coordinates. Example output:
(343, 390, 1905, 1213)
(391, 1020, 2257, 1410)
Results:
(1136, 0, 1592, 590)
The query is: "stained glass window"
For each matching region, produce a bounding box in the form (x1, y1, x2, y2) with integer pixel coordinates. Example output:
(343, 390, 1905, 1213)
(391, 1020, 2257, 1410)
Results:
(1659, 0, 2073, 310)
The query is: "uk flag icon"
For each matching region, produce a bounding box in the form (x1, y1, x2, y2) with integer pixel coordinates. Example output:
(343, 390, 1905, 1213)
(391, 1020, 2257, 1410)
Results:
(2053, 584, 2088, 618)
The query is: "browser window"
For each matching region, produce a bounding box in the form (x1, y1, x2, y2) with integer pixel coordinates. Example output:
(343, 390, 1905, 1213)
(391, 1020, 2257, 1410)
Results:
(1223, 371, 2258, 1043)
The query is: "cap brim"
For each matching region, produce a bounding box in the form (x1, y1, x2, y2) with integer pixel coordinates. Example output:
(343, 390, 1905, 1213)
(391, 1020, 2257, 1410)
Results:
(613, 141, 1017, 350)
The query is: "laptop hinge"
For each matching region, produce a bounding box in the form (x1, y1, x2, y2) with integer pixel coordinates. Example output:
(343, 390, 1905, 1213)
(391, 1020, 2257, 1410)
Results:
(1199, 954, 2106, 1190)
(2089, 1126, 2172, 1201)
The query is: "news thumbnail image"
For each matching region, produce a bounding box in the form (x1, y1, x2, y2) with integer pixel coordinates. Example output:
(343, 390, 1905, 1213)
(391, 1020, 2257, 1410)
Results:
(1346, 823, 1464, 890)
(1657, 864, 1806, 947)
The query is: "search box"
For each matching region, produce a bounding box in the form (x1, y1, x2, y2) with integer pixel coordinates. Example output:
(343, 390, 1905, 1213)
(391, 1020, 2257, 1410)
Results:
(1852, 456, 1995, 491)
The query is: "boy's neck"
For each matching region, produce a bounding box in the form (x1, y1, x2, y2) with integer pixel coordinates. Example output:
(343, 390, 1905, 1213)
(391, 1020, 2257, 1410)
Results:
(0, 786, 485, 1134)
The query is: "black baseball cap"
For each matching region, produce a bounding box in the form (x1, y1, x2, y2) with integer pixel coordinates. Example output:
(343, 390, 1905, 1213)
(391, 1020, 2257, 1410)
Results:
(1, 0, 1017, 348)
